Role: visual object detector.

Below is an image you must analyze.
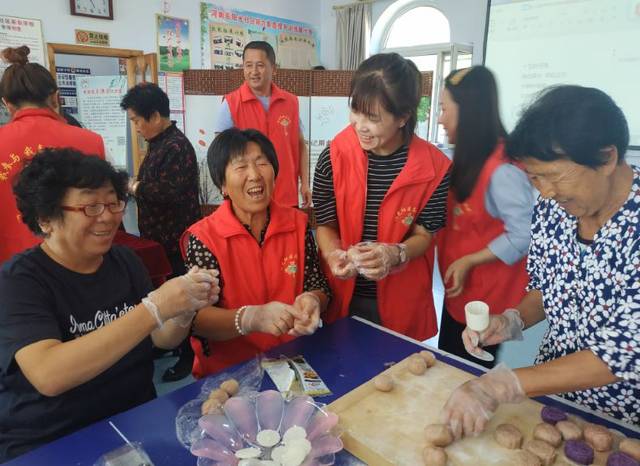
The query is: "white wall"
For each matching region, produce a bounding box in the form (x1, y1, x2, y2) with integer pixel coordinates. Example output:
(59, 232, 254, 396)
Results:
(319, 0, 488, 69)
(2, 0, 322, 70)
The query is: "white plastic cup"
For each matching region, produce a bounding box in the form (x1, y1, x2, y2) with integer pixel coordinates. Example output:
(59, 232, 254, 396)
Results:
(464, 301, 490, 332)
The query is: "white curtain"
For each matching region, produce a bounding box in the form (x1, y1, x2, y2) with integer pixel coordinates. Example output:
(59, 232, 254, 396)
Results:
(336, 2, 372, 70)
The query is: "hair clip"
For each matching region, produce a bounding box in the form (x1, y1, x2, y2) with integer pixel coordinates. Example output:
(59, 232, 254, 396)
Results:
(448, 67, 473, 86)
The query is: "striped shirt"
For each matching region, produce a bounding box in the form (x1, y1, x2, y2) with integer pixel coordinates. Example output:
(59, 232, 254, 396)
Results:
(313, 144, 450, 298)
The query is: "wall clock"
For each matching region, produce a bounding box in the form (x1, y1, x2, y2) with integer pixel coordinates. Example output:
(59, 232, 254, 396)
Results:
(70, 0, 114, 20)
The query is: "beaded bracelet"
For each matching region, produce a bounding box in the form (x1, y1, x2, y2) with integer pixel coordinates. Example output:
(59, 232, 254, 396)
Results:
(234, 306, 248, 336)
(142, 296, 163, 329)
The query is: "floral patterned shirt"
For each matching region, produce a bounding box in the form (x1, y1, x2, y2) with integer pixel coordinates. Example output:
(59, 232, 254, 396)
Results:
(528, 166, 640, 426)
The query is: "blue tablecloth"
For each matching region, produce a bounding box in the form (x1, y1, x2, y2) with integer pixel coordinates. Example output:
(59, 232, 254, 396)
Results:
(5, 317, 639, 466)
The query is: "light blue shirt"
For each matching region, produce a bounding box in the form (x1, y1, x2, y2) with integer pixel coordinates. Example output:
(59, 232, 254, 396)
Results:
(484, 163, 535, 265)
(214, 96, 305, 134)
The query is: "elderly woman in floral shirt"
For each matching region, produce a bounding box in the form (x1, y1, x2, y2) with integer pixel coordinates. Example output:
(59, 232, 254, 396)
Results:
(442, 85, 639, 438)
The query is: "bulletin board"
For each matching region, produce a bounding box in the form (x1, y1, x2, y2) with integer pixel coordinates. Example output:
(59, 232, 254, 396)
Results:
(200, 2, 320, 70)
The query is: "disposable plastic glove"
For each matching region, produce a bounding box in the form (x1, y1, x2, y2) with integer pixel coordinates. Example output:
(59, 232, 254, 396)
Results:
(441, 363, 526, 439)
(348, 242, 403, 281)
(148, 267, 217, 323)
(462, 308, 524, 358)
(289, 292, 322, 336)
(240, 301, 296, 336)
(171, 267, 221, 327)
(324, 248, 358, 279)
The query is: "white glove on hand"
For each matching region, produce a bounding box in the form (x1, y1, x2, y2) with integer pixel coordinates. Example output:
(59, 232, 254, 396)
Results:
(148, 267, 217, 323)
(289, 292, 322, 336)
(325, 248, 358, 279)
(462, 308, 524, 358)
(442, 363, 526, 439)
(171, 267, 221, 327)
(240, 301, 296, 336)
(348, 242, 403, 281)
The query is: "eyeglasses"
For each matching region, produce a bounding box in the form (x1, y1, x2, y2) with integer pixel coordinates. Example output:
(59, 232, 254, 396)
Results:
(61, 200, 127, 217)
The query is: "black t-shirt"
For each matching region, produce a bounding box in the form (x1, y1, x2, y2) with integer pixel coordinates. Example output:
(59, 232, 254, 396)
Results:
(0, 245, 156, 462)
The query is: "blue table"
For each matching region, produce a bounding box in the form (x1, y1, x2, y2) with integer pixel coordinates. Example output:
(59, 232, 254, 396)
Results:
(6, 317, 639, 466)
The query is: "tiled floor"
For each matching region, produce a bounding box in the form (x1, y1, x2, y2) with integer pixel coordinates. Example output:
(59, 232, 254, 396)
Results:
(152, 353, 195, 396)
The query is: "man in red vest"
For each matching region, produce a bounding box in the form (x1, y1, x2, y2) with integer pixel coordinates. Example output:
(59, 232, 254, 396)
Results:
(214, 41, 311, 208)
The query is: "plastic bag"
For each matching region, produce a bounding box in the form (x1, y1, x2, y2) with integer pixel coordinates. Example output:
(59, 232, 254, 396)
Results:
(176, 357, 264, 449)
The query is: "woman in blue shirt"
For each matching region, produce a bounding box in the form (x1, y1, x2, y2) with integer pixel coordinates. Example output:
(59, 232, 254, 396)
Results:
(442, 85, 639, 438)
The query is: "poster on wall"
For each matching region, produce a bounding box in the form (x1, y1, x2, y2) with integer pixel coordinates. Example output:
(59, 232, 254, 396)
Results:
(158, 72, 186, 133)
(56, 66, 91, 117)
(76, 76, 128, 168)
(157, 14, 191, 72)
(0, 15, 45, 126)
(200, 3, 320, 70)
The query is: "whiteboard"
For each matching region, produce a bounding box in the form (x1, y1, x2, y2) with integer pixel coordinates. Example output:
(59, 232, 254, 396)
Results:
(485, 0, 640, 147)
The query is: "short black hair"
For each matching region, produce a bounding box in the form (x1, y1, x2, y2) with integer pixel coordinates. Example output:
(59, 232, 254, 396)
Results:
(120, 82, 170, 120)
(242, 41, 276, 65)
(207, 128, 279, 191)
(349, 53, 422, 143)
(506, 85, 629, 167)
(13, 148, 128, 236)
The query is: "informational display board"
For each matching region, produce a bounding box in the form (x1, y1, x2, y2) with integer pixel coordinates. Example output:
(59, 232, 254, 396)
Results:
(308, 97, 350, 189)
(200, 2, 320, 70)
(0, 15, 45, 126)
(157, 14, 190, 72)
(56, 66, 91, 116)
(485, 0, 640, 147)
(184, 94, 225, 205)
(158, 72, 186, 133)
(76, 76, 128, 168)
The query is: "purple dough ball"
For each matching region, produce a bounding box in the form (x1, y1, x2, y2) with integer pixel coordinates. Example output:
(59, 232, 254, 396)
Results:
(607, 452, 640, 466)
(564, 440, 594, 465)
(541, 406, 568, 425)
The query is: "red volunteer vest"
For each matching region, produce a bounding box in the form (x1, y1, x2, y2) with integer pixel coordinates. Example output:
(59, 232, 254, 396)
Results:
(226, 82, 300, 207)
(323, 126, 451, 340)
(436, 144, 529, 323)
(0, 108, 105, 264)
(184, 200, 307, 377)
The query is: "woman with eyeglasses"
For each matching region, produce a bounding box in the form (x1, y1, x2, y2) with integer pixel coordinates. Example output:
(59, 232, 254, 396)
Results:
(0, 148, 219, 462)
(0, 46, 105, 265)
(435, 66, 534, 367)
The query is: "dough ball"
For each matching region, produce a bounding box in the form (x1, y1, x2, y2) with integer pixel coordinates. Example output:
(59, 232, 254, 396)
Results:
(494, 423, 523, 449)
(583, 423, 613, 452)
(556, 420, 583, 441)
(418, 350, 437, 367)
(422, 446, 447, 466)
(524, 439, 557, 466)
(620, 438, 640, 461)
(373, 374, 394, 392)
(208, 388, 230, 403)
(564, 439, 594, 465)
(408, 356, 428, 375)
(220, 378, 240, 396)
(201, 397, 223, 415)
(606, 451, 640, 466)
(540, 405, 568, 424)
(424, 424, 454, 447)
(514, 450, 543, 466)
(533, 422, 562, 448)
(257, 429, 281, 448)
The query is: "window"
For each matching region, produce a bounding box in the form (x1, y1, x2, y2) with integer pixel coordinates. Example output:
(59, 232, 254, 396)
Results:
(385, 6, 450, 48)
(371, 1, 472, 145)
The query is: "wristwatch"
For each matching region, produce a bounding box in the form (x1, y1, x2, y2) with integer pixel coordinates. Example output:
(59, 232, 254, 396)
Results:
(396, 243, 408, 265)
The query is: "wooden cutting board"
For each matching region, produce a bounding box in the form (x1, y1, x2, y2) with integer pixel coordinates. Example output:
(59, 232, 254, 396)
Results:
(327, 353, 622, 466)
